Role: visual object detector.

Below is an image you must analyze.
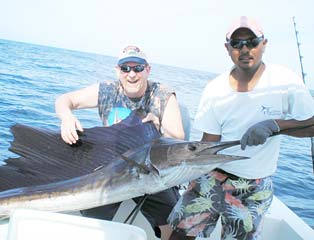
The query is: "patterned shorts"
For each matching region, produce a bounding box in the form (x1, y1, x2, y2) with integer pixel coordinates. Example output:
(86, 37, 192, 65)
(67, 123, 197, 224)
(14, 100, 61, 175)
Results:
(168, 169, 273, 240)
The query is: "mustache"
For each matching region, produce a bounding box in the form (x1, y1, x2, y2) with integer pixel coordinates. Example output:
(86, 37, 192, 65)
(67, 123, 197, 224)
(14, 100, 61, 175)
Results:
(239, 53, 252, 59)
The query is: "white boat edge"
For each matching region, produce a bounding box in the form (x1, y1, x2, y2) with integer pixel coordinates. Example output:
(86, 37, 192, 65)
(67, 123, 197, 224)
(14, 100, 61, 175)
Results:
(113, 195, 314, 240)
(0, 195, 313, 240)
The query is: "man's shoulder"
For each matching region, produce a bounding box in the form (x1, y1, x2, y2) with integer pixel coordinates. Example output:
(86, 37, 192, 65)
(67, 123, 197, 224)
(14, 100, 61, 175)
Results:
(265, 63, 303, 84)
(100, 80, 118, 86)
(204, 71, 230, 91)
(98, 81, 120, 98)
(266, 63, 296, 75)
(149, 81, 174, 93)
(211, 71, 230, 82)
(99, 80, 119, 89)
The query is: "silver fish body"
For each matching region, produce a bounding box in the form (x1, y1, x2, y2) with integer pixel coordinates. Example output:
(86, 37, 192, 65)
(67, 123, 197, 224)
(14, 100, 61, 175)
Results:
(0, 137, 244, 218)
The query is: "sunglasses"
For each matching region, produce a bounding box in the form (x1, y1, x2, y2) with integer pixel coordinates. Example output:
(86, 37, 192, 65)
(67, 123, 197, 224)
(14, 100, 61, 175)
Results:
(228, 37, 264, 50)
(119, 64, 146, 73)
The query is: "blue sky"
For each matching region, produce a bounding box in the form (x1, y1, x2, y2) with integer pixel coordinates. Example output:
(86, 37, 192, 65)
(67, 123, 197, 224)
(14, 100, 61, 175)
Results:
(1, 0, 313, 89)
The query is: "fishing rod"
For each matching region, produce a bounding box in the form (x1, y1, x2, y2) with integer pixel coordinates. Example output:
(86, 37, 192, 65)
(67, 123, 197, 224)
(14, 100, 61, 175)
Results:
(292, 16, 314, 173)
(293, 17, 306, 83)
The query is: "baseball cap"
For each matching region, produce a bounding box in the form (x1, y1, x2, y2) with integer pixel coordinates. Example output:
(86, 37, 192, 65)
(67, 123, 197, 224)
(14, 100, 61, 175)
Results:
(117, 45, 148, 65)
(226, 16, 264, 40)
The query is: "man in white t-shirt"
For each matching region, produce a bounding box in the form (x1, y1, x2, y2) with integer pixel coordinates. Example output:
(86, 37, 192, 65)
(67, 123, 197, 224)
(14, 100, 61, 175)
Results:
(168, 16, 314, 239)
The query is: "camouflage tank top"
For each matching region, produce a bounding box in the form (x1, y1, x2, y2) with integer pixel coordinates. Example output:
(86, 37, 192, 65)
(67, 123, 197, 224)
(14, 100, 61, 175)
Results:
(98, 80, 174, 127)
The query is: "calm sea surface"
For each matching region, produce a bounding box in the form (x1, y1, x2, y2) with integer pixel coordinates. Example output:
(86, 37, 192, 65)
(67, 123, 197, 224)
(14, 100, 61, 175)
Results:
(0, 39, 313, 227)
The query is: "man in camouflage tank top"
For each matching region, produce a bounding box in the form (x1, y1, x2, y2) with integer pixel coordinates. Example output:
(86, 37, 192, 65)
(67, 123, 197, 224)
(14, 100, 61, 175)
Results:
(55, 45, 185, 239)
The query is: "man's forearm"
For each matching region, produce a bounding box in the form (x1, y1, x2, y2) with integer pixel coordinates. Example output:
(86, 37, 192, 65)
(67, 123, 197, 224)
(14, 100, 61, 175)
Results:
(55, 94, 75, 120)
(276, 117, 314, 137)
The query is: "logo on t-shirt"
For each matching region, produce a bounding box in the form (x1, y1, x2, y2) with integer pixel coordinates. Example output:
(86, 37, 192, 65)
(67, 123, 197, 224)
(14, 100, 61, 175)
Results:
(260, 105, 281, 116)
(107, 107, 131, 126)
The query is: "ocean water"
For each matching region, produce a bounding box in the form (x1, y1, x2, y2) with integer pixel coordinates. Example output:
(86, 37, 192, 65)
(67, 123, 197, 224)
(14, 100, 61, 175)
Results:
(0, 39, 313, 227)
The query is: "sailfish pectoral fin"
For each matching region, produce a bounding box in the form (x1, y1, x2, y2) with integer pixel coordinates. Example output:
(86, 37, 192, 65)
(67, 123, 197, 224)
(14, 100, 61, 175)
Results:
(120, 154, 151, 174)
(120, 140, 161, 175)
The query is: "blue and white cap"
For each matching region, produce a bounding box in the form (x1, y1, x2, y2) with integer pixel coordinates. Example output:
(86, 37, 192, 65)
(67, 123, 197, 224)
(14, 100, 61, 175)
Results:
(117, 45, 148, 65)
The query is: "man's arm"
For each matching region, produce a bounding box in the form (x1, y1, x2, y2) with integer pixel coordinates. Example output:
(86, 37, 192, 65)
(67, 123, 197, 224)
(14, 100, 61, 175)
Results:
(240, 116, 314, 149)
(201, 132, 221, 142)
(55, 83, 99, 144)
(276, 117, 314, 137)
(160, 94, 185, 140)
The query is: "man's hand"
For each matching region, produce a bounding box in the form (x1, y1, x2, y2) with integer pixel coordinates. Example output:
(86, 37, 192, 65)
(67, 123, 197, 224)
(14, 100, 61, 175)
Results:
(60, 114, 84, 144)
(142, 113, 161, 131)
(240, 119, 280, 150)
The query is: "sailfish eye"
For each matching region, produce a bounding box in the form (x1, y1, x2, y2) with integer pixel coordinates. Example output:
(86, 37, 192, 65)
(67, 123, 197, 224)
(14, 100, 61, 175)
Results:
(188, 144, 197, 151)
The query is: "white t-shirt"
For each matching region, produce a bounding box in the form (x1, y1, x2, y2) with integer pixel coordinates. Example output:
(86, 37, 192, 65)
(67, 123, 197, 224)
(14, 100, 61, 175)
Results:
(194, 64, 314, 179)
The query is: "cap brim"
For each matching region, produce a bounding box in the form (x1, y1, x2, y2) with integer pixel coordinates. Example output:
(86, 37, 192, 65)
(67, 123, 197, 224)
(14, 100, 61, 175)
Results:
(226, 27, 263, 40)
(117, 57, 147, 65)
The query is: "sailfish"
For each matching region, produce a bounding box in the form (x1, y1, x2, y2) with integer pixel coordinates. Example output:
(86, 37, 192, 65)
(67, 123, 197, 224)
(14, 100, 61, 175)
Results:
(0, 111, 247, 218)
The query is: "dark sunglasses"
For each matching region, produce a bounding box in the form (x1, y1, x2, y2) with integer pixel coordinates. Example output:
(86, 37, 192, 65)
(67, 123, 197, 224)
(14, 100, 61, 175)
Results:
(119, 64, 146, 73)
(228, 37, 264, 50)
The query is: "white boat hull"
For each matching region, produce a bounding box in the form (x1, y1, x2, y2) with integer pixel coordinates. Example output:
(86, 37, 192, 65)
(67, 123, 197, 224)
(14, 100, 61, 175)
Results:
(0, 196, 313, 240)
